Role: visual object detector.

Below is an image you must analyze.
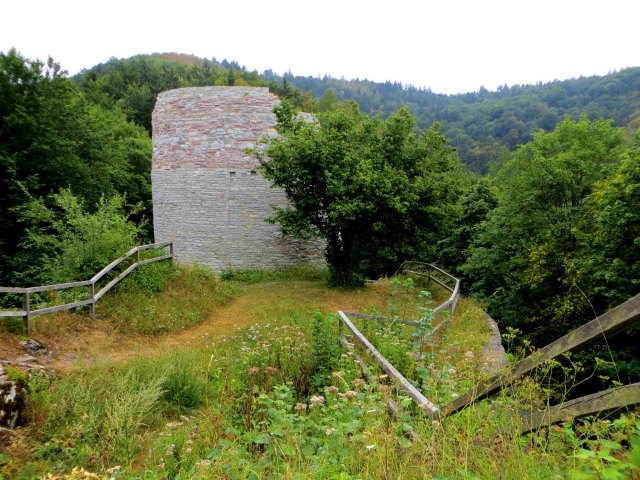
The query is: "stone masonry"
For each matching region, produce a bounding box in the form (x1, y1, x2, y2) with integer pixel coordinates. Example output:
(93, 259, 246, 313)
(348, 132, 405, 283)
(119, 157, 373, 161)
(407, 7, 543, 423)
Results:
(152, 86, 323, 271)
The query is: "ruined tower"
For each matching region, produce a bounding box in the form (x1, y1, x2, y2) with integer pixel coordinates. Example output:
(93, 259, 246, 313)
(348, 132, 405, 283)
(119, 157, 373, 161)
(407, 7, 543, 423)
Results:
(151, 86, 322, 271)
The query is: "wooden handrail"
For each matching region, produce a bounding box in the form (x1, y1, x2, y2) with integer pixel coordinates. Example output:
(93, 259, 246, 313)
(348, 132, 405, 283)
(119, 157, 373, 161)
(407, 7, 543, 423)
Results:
(338, 311, 440, 417)
(440, 292, 640, 417)
(340, 263, 640, 433)
(0, 241, 173, 334)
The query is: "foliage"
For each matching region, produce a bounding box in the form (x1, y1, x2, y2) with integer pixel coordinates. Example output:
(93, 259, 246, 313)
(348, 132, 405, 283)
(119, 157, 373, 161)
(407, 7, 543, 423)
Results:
(272, 67, 640, 173)
(4, 276, 640, 479)
(74, 54, 315, 133)
(77, 52, 640, 175)
(219, 265, 329, 283)
(461, 116, 640, 389)
(101, 263, 237, 335)
(0, 49, 152, 286)
(463, 116, 626, 344)
(255, 100, 465, 286)
(20, 189, 141, 284)
(437, 177, 498, 286)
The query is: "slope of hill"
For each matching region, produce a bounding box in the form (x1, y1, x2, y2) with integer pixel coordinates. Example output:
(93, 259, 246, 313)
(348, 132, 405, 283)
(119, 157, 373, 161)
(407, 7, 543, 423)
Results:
(272, 67, 640, 172)
(75, 53, 640, 172)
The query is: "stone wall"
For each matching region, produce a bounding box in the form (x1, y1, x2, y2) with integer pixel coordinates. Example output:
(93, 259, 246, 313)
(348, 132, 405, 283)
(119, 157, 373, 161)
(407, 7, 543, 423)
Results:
(152, 87, 323, 271)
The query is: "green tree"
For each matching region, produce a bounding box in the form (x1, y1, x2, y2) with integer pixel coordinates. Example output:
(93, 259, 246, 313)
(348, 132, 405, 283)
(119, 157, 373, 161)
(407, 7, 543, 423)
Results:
(255, 101, 463, 286)
(463, 115, 626, 345)
(573, 132, 640, 309)
(317, 88, 338, 112)
(20, 189, 141, 283)
(437, 177, 498, 285)
(0, 50, 151, 285)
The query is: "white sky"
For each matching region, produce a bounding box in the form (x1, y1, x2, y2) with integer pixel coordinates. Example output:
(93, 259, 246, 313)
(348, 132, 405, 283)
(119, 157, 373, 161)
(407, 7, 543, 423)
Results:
(2, 0, 639, 95)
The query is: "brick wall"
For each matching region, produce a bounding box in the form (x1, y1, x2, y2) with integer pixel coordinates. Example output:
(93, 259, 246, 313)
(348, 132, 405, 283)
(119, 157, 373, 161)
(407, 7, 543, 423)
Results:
(151, 86, 323, 271)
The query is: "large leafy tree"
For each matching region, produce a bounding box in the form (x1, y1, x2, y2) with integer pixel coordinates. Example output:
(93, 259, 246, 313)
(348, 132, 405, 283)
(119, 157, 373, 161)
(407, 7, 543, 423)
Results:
(463, 115, 626, 344)
(0, 50, 151, 285)
(255, 101, 463, 286)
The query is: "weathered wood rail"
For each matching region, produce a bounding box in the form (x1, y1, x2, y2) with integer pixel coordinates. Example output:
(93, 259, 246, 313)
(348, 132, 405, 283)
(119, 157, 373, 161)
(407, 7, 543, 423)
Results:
(396, 261, 461, 318)
(338, 262, 460, 419)
(338, 264, 640, 432)
(0, 242, 173, 335)
(442, 291, 640, 431)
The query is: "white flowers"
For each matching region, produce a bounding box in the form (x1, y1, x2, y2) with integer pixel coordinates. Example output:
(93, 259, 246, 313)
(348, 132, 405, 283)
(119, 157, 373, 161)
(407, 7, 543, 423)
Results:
(309, 395, 325, 408)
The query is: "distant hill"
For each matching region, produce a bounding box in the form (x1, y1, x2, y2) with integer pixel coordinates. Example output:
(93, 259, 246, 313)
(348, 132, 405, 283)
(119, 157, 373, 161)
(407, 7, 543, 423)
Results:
(272, 67, 640, 173)
(75, 54, 640, 173)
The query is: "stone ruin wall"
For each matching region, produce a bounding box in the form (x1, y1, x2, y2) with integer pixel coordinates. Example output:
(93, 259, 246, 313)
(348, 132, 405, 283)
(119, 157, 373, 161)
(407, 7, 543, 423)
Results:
(151, 86, 323, 271)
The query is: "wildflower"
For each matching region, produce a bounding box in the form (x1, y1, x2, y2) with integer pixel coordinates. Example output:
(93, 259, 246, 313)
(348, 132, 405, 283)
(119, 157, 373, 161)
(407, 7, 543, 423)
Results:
(366, 444, 376, 450)
(448, 368, 456, 375)
(332, 371, 345, 378)
(344, 390, 357, 400)
(352, 378, 365, 388)
(465, 351, 474, 360)
(451, 393, 460, 399)
(379, 374, 388, 380)
(248, 367, 260, 375)
(294, 402, 308, 413)
(198, 460, 212, 467)
(432, 420, 441, 427)
(309, 395, 325, 408)
(327, 385, 339, 393)
(266, 366, 278, 375)
(325, 427, 336, 436)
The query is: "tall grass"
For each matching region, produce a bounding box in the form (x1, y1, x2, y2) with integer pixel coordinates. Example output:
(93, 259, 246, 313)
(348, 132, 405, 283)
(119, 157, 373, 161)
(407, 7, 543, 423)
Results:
(3, 274, 639, 479)
(220, 264, 329, 284)
(96, 263, 238, 335)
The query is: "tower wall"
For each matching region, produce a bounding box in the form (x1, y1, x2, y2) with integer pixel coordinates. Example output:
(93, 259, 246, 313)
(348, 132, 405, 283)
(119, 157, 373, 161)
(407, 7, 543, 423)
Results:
(151, 86, 322, 271)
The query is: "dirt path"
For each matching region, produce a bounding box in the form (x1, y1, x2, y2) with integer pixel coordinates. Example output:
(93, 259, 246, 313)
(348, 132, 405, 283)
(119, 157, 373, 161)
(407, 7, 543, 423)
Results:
(1, 281, 395, 375)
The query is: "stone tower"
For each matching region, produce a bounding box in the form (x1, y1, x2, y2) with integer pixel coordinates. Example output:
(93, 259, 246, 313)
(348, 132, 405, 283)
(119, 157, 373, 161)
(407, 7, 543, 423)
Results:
(151, 86, 322, 271)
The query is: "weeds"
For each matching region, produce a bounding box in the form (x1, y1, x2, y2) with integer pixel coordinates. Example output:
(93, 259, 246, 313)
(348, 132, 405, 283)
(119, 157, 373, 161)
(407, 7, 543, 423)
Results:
(4, 273, 639, 479)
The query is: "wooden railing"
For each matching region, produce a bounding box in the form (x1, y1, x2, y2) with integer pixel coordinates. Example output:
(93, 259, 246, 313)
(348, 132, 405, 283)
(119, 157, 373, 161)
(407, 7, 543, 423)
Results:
(338, 262, 460, 419)
(338, 264, 640, 432)
(442, 292, 640, 432)
(0, 242, 173, 335)
(395, 261, 461, 317)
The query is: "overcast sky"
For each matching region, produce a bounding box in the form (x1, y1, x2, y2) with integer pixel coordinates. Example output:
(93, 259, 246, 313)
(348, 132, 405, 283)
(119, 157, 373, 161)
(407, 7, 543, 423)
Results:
(2, 0, 639, 95)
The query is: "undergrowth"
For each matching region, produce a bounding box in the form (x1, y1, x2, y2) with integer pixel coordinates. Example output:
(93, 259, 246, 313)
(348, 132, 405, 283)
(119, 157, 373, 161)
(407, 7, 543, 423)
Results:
(104, 263, 238, 335)
(2, 274, 639, 479)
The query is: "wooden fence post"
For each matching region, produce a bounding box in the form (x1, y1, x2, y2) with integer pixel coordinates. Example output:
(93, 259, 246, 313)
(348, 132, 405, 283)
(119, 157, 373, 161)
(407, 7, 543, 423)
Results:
(89, 282, 95, 318)
(22, 292, 30, 336)
(170, 242, 174, 264)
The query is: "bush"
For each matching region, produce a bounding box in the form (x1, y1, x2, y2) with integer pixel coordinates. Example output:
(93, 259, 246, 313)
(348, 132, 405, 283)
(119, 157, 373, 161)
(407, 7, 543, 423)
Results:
(21, 189, 141, 284)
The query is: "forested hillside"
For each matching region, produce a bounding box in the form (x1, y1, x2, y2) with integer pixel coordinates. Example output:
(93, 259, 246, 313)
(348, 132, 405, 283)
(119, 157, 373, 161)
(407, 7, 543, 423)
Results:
(1, 48, 639, 390)
(73, 53, 640, 173)
(269, 67, 640, 172)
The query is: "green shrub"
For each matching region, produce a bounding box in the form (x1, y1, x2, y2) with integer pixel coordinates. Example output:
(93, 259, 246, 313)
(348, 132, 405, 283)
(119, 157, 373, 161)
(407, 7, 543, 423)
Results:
(160, 355, 208, 411)
(22, 189, 142, 284)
